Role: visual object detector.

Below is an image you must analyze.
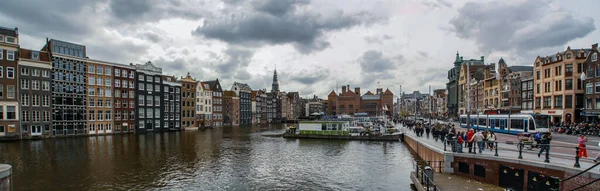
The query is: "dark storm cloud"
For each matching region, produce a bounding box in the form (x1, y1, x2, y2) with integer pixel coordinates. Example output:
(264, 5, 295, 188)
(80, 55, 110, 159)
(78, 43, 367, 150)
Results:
(210, 46, 255, 77)
(449, 0, 595, 53)
(358, 50, 402, 73)
(108, 0, 206, 24)
(154, 57, 187, 71)
(193, 1, 385, 54)
(252, 0, 309, 16)
(0, 0, 97, 38)
(289, 68, 329, 85)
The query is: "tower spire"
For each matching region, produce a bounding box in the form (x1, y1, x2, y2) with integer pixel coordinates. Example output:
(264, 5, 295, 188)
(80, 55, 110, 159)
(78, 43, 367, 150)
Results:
(272, 66, 279, 92)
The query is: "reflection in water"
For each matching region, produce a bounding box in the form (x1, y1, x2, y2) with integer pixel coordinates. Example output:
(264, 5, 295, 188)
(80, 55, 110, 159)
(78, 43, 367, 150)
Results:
(0, 124, 417, 190)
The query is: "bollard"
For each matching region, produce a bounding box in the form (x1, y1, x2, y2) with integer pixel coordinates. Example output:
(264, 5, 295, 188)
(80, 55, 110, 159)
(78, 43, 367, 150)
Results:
(494, 142, 499, 156)
(0, 164, 12, 191)
(518, 143, 523, 159)
(574, 147, 581, 168)
(545, 145, 550, 163)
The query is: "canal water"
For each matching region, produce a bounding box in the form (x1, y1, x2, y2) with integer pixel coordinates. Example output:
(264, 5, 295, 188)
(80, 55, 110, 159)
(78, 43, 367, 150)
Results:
(0, 124, 418, 190)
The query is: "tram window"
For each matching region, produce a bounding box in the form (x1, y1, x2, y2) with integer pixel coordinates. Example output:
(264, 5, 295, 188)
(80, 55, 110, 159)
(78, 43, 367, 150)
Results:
(494, 119, 499, 127)
(511, 119, 523, 129)
(460, 118, 466, 124)
(529, 120, 535, 131)
(322, 124, 327, 131)
(478, 118, 486, 125)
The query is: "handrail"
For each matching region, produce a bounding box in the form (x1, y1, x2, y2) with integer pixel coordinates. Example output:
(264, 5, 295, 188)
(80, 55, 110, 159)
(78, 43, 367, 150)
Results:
(414, 162, 441, 191)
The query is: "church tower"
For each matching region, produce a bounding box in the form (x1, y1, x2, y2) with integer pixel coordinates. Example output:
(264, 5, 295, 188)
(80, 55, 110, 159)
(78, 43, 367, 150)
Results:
(272, 68, 279, 92)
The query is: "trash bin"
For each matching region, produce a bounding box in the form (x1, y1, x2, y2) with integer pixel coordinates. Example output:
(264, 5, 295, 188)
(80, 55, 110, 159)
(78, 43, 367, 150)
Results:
(0, 164, 12, 191)
(424, 166, 434, 183)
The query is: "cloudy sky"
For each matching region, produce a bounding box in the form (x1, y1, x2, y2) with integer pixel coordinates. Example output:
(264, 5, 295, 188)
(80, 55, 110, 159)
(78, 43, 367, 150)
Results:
(1, 0, 598, 98)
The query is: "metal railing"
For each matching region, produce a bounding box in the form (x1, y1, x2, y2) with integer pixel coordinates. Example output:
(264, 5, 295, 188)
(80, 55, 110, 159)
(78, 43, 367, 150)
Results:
(414, 162, 441, 191)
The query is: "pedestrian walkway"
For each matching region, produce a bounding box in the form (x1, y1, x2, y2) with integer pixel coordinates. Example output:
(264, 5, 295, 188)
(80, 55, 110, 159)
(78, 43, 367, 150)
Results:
(411, 171, 504, 191)
(400, 125, 600, 175)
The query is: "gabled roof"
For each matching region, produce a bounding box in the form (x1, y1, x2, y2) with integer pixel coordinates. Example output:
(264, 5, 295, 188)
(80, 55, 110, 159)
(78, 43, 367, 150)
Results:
(203, 78, 222, 91)
(383, 89, 393, 95)
(328, 90, 337, 97)
(232, 81, 252, 91)
(364, 91, 374, 95)
(199, 82, 211, 91)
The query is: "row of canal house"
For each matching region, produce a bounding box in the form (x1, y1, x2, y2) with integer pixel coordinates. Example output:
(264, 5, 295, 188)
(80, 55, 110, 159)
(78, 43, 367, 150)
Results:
(445, 43, 600, 125)
(0, 26, 302, 140)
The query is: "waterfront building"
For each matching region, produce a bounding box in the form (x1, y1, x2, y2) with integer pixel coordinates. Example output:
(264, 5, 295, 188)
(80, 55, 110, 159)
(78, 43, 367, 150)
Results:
(266, 91, 277, 123)
(196, 82, 212, 127)
(44, 39, 87, 136)
(0, 27, 20, 139)
(521, 76, 534, 113)
(163, 75, 181, 130)
(257, 89, 268, 124)
(447, 52, 485, 118)
(112, 64, 136, 133)
(86, 59, 114, 135)
(327, 85, 361, 115)
(304, 101, 325, 117)
(180, 73, 197, 130)
(251, 91, 258, 124)
(18, 48, 52, 137)
(231, 82, 252, 125)
(134, 61, 163, 133)
(287, 92, 300, 120)
(280, 91, 289, 120)
(501, 65, 533, 112)
(432, 89, 446, 118)
(458, 62, 485, 115)
(223, 90, 240, 126)
(583, 43, 600, 121)
(204, 79, 223, 127)
(534, 47, 589, 123)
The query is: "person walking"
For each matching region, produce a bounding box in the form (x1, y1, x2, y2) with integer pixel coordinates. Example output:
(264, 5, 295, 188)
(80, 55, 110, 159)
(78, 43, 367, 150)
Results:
(593, 141, 600, 163)
(487, 132, 496, 151)
(538, 132, 552, 158)
(470, 131, 485, 154)
(467, 129, 475, 154)
(578, 134, 588, 158)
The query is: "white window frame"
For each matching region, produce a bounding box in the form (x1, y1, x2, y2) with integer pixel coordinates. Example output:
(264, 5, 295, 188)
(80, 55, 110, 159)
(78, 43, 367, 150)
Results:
(7, 51, 14, 61)
(105, 68, 111, 75)
(115, 79, 121, 87)
(96, 78, 102, 86)
(42, 70, 49, 78)
(0, 66, 3, 78)
(7, 67, 14, 79)
(89, 76, 95, 85)
(42, 81, 50, 91)
(115, 69, 120, 77)
(32, 80, 39, 90)
(593, 53, 598, 62)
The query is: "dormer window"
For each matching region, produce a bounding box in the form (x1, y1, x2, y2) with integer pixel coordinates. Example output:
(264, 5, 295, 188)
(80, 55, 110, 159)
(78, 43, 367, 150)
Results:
(592, 53, 598, 62)
(567, 53, 572, 59)
(580, 52, 586, 57)
(6, 37, 15, 44)
(31, 51, 40, 60)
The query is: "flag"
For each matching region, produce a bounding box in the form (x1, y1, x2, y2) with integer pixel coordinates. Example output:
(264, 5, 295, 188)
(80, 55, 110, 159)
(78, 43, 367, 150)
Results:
(581, 72, 587, 81)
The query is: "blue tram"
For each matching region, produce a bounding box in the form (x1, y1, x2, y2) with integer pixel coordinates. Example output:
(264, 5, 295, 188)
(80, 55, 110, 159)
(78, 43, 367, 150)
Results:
(458, 114, 550, 135)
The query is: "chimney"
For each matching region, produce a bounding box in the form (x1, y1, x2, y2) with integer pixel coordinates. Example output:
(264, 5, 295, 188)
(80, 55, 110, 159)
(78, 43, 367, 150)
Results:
(593, 43, 598, 49)
(355, 87, 360, 95)
(347, 85, 350, 91)
(342, 85, 347, 93)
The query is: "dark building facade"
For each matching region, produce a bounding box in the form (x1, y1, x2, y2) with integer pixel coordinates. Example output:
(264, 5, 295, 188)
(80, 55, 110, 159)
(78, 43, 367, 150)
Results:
(231, 82, 252, 125)
(205, 79, 223, 127)
(521, 76, 534, 112)
(0, 26, 20, 139)
(45, 39, 87, 136)
(223, 90, 240, 126)
(19, 48, 52, 137)
(134, 61, 163, 133)
(583, 43, 600, 121)
(113, 64, 136, 133)
(163, 75, 181, 130)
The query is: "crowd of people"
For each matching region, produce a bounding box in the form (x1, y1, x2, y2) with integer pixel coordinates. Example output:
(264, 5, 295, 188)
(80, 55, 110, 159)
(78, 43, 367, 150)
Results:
(551, 121, 600, 136)
(401, 120, 498, 154)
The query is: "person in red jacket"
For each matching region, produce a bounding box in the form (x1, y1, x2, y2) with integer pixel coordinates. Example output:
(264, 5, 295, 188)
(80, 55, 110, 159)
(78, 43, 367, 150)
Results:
(467, 129, 475, 154)
(457, 132, 464, 153)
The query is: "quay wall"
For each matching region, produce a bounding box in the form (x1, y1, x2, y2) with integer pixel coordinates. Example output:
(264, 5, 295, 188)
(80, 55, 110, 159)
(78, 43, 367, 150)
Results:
(403, 134, 600, 191)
